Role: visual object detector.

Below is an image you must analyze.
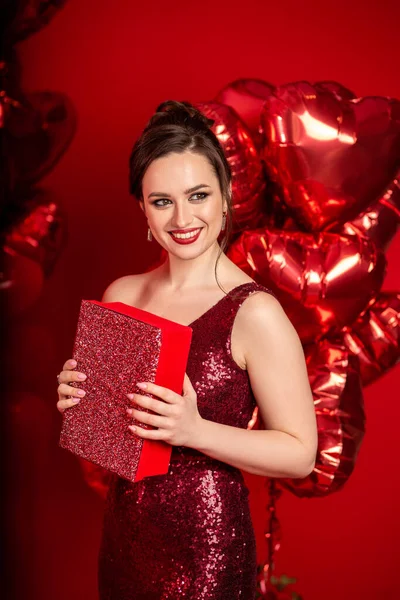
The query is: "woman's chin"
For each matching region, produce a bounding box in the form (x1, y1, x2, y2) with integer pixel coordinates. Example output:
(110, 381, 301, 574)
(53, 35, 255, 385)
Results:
(156, 229, 222, 259)
(166, 239, 214, 259)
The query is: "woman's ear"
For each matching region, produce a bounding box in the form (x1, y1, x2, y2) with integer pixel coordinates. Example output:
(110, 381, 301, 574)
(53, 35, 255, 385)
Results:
(139, 200, 146, 214)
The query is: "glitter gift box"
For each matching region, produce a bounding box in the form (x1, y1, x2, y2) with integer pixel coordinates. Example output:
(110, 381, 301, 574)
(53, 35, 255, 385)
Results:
(59, 300, 193, 483)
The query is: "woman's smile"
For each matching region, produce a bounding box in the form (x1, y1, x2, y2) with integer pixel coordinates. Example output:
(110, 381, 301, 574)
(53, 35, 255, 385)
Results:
(168, 227, 203, 244)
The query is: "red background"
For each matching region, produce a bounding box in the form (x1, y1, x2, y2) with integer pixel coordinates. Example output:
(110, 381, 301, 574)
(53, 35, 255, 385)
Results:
(8, 1, 400, 598)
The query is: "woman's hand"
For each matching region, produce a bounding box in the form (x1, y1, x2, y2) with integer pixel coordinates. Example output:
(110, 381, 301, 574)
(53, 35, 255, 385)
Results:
(56, 358, 87, 413)
(126, 373, 202, 447)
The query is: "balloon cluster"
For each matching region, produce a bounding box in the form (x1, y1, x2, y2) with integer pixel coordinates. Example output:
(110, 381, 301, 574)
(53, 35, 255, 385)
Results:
(1, 1, 75, 316)
(197, 79, 400, 597)
(196, 79, 400, 499)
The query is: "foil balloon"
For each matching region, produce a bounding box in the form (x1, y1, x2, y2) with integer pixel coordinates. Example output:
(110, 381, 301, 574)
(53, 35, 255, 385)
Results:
(195, 101, 266, 232)
(215, 78, 275, 150)
(3, 90, 77, 187)
(0, 245, 43, 316)
(4, 0, 68, 45)
(260, 81, 400, 231)
(281, 336, 365, 497)
(341, 169, 400, 251)
(343, 291, 400, 386)
(314, 80, 357, 102)
(263, 189, 301, 232)
(4, 190, 67, 275)
(227, 228, 386, 344)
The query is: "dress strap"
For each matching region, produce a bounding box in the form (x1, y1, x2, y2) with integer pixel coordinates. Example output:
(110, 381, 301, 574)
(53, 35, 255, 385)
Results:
(226, 281, 278, 304)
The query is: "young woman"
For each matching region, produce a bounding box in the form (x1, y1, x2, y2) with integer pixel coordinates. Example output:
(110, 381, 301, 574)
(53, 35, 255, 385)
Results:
(56, 100, 318, 599)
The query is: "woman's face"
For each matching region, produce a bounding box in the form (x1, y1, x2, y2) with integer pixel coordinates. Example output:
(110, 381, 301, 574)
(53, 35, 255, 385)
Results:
(140, 150, 227, 259)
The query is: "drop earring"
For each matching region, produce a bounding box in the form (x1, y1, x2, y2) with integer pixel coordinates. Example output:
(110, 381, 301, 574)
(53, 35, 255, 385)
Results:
(147, 227, 153, 242)
(221, 212, 227, 231)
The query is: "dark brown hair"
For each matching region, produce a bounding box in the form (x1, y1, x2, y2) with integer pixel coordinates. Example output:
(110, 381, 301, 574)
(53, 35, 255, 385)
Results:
(129, 100, 233, 293)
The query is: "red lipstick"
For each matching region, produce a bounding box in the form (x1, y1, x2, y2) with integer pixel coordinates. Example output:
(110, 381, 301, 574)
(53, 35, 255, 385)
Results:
(168, 227, 203, 245)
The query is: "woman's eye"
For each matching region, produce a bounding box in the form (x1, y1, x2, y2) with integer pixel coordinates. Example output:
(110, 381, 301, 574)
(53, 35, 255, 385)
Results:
(152, 199, 172, 207)
(190, 192, 209, 201)
(152, 193, 209, 208)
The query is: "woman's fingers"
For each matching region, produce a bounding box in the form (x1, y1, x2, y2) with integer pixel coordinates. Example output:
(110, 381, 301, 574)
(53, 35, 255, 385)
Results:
(58, 369, 87, 385)
(62, 358, 77, 371)
(57, 358, 87, 414)
(57, 383, 86, 413)
(128, 407, 169, 429)
(59, 358, 86, 385)
(135, 381, 179, 404)
(127, 393, 174, 417)
(58, 383, 86, 398)
(57, 396, 82, 413)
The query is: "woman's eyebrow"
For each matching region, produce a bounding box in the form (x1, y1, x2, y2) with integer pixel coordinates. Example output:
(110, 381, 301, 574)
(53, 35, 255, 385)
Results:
(148, 184, 211, 199)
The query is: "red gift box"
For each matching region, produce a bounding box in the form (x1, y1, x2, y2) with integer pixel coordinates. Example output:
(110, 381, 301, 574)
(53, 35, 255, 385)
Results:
(59, 300, 192, 483)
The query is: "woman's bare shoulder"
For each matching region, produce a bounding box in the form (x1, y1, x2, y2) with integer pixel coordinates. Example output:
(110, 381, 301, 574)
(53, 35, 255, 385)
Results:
(233, 288, 286, 341)
(230, 289, 284, 370)
(101, 272, 150, 303)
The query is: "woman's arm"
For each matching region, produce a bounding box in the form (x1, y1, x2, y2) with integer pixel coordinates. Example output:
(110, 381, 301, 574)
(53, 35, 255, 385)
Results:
(190, 292, 318, 478)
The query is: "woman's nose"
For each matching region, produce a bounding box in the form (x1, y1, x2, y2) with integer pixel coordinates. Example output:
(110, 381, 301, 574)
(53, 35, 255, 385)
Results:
(171, 204, 193, 228)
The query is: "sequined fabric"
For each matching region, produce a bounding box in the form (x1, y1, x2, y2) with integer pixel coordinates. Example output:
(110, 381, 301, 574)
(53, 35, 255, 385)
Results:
(98, 282, 273, 599)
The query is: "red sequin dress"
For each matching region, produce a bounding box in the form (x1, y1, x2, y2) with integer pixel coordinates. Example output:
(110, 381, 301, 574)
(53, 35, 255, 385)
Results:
(98, 282, 273, 599)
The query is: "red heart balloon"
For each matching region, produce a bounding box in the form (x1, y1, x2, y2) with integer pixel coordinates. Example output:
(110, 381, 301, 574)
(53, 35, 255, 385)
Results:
(280, 336, 365, 497)
(343, 291, 400, 386)
(341, 169, 400, 251)
(260, 81, 400, 231)
(0, 246, 44, 316)
(196, 101, 266, 232)
(215, 78, 275, 150)
(5, 0, 68, 44)
(5, 190, 67, 275)
(4, 90, 77, 188)
(314, 80, 357, 102)
(227, 228, 386, 343)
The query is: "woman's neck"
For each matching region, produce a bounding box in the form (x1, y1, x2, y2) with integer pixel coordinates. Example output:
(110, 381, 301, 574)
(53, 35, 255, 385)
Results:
(156, 242, 226, 292)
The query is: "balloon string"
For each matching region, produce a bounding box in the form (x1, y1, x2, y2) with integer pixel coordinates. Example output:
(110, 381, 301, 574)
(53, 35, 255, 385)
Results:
(261, 478, 282, 592)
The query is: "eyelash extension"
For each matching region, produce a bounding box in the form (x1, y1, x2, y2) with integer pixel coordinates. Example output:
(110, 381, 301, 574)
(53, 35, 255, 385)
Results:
(152, 192, 209, 208)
